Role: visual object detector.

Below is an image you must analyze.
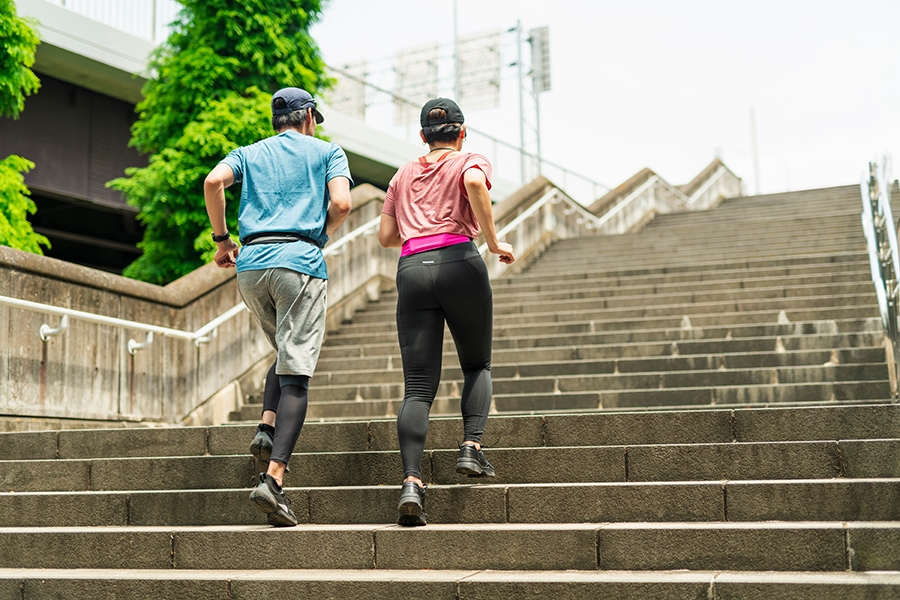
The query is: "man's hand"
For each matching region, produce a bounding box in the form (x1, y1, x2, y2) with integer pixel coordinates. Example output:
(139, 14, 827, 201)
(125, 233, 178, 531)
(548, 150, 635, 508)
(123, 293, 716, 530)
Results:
(213, 239, 240, 268)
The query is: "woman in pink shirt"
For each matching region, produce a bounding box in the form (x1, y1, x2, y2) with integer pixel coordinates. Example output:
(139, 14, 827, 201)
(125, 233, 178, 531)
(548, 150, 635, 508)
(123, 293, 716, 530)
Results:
(379, 98, 515, 526)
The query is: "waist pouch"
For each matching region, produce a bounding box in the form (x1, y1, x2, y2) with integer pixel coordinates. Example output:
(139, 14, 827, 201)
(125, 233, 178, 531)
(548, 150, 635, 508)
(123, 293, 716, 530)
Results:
(242, 232, 323, 249)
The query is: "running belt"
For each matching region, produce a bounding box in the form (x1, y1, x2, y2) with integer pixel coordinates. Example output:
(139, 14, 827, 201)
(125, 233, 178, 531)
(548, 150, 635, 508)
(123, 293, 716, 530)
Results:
(242, 232, 323, 249)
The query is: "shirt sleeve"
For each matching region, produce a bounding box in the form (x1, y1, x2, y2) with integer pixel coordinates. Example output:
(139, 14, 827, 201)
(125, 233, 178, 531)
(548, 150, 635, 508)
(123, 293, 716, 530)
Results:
(459, 153, 493, 196)
(382, 173, 398, 217)
(326, 143, 354, 187)
(219, 148, 244, 185)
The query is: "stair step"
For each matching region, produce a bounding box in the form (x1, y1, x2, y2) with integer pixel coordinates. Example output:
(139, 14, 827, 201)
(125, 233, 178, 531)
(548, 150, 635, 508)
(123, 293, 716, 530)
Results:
(1, 568, 896, 600)
(0, 522, 896, 572)
(1, 438, 896, 492)
(1, 479, 897, 527)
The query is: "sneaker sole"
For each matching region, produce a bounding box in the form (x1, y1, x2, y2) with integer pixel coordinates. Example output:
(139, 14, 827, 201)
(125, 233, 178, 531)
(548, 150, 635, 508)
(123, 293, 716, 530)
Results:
(250, 486, 297, 527)
(397, 499, 422, 517)
(250, 441, 272, 462)
(456, 459, 495, 477)
(398, 513, 427, 526)
(397, 490, 426, 526)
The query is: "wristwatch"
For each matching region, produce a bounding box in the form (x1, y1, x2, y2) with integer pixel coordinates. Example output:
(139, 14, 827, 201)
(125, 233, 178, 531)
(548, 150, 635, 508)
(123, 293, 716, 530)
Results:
(211, 231, 230, 243)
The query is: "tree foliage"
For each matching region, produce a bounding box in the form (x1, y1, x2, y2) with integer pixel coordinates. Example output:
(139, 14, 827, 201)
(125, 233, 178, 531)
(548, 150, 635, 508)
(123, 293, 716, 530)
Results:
(0, 156, 50, 254)
(111, 0, 329, 285)
(0, 0, 40, 120)
(0, 0, 46, 255)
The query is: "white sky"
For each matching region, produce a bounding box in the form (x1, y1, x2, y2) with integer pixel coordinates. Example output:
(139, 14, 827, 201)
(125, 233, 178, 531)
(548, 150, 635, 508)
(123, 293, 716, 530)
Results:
(311, 0, 900, 195)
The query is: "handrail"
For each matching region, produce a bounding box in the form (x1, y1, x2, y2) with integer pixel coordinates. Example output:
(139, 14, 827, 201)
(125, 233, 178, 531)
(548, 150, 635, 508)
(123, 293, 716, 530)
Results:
(477, 187, 601, 256)
(687, 166, 727, 205)
(0, 215, 384, 354)
(594, 176, 660, 229)
(860, 157, 899, 401)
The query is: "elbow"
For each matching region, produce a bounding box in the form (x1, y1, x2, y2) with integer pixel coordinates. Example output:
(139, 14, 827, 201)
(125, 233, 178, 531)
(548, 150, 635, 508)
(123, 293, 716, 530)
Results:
(204, 174, 223, 195)
(334, 194, 352, 219)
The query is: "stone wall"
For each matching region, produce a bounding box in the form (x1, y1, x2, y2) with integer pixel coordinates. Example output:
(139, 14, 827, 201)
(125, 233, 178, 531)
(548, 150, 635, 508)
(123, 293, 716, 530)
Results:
(0, 185, 390, 428)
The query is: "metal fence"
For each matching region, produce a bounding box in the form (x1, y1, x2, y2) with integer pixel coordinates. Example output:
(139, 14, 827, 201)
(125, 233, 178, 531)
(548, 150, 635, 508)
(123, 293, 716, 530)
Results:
(45, 0, 181, 43)
(44, 1, 608, 205)
(326, 66, 609, 205)
(860, 158, 900, 401)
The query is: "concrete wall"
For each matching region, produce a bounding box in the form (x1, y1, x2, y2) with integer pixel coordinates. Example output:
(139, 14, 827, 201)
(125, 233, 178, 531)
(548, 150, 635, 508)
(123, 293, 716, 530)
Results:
(0, 164, 743, 430)
(0, 185, 392, 428)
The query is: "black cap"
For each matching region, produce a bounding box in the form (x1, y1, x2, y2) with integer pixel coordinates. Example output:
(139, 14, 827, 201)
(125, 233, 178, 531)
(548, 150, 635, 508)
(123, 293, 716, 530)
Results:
(271, 87, 324, 124)
(420, 98, 465, 128)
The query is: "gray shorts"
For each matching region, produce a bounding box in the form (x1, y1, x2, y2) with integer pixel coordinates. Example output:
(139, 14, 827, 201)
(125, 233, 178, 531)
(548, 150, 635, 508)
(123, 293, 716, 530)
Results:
(237, 268, 327, 381)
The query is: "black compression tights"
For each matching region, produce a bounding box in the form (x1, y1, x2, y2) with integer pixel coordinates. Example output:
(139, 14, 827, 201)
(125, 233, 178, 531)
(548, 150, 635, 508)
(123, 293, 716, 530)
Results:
(269, 377, 309, 465)
(262, 362, 280, 414)
(394, 242, 494, 480)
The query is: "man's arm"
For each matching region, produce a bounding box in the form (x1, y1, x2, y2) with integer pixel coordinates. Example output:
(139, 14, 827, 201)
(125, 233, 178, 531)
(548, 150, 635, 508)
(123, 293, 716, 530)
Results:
(204, 163, 240, 268)
(325, 176, 352, 236)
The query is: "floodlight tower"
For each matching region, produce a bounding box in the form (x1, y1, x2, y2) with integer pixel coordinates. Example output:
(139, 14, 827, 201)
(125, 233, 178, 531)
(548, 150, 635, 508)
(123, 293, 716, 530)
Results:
(513, 22, 551, 181)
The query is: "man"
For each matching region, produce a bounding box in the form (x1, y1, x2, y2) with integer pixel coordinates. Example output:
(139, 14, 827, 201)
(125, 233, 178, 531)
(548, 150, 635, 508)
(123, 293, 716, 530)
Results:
(204, 87, 352, 526)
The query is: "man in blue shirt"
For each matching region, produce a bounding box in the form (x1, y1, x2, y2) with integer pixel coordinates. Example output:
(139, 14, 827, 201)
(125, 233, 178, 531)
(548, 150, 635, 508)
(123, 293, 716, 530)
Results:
(204, 87, 353, 526)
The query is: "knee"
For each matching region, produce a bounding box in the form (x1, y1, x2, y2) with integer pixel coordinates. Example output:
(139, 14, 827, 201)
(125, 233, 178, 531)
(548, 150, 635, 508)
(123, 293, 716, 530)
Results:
(461, 362, 491, 375)
(278, 375, 309, 390)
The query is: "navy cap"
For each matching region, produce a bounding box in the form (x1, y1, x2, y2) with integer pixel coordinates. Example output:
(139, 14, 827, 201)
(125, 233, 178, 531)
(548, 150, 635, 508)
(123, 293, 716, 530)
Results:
(420, 98, 465, 128)
(271, 87, 324, 124)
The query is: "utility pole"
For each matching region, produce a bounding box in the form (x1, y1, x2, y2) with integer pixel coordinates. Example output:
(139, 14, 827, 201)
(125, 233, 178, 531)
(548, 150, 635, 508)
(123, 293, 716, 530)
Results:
(516, 20, 525, 183)
(453, 0, 460, 99)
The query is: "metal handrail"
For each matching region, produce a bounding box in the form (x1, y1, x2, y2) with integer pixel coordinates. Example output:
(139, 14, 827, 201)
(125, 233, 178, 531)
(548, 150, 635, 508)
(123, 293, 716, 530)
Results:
(594, 176, 661, 229)
(860, 157, 899, 401)
(476, 187, 600, 255)
(0, 215, 383, 355)
(687, 166, 727, 205)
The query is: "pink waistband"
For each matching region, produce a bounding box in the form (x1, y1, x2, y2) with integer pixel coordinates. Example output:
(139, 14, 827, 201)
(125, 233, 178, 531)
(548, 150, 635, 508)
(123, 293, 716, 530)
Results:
(401, 233, 471, 256)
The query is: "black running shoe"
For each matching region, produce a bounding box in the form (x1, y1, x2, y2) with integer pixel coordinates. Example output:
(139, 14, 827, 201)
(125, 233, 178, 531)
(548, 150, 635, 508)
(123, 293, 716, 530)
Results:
(249, 473, 297, 527)
(250, 424, 273, 473)
(455, 444, 496, 477)
(397, 481, 427, 527)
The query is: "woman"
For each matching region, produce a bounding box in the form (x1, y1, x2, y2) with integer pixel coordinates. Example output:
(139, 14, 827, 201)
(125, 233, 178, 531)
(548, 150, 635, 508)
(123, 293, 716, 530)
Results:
(379, 98, 515, 526)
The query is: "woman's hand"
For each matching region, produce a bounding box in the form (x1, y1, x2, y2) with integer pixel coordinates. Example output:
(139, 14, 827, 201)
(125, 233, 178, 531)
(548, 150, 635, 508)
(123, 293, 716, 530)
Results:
(490, 242, 515, 264)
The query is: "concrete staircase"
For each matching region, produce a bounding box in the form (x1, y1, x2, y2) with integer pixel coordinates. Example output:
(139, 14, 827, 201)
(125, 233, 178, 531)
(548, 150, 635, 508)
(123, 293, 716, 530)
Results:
(0, 184, 898, 598)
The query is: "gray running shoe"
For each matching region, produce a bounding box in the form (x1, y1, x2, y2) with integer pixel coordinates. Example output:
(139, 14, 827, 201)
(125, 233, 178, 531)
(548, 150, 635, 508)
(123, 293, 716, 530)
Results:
(455, 444, 496, 477)
(397, 481, 427, 527)
(249, 473, 297, 527)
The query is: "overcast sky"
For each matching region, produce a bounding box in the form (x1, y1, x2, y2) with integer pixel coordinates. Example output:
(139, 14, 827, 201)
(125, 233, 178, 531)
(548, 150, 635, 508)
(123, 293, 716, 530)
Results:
(310, 0, 899, 196)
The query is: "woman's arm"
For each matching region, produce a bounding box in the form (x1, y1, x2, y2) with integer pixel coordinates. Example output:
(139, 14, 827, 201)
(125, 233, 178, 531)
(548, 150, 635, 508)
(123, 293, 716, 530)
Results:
(463, 168, 514, 264)
(379, 213, 403, 248)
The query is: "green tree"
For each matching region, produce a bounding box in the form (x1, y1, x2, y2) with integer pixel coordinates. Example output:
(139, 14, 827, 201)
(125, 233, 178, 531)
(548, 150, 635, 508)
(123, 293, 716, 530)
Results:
(111, 0, 329, 285)
(0, 0, 48, 255)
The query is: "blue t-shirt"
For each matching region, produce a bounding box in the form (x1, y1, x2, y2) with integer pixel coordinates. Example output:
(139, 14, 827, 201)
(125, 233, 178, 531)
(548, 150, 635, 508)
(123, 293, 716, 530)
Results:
(220, 130, 353, 279)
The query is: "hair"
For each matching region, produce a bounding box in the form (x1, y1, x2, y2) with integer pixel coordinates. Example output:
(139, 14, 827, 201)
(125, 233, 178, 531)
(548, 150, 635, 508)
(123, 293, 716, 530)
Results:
(421, 108, 463, 144)
(272, 98, 311, 131)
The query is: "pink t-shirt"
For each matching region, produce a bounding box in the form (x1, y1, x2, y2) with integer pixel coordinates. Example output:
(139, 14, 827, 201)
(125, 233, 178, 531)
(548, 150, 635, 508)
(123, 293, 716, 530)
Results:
(382, 152, 492, 244)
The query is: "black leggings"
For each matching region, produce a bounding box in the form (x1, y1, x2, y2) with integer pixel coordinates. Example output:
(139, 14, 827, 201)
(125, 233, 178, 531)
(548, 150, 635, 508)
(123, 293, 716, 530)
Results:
(261, 362, 309, 465)
(395, 242, 493, 480)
